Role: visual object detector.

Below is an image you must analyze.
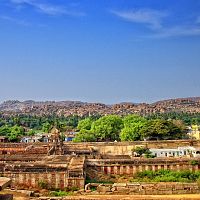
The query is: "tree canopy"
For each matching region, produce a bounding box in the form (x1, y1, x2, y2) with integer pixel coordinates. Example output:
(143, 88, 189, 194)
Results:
(0, 112, 191, 142)
(120, 115, 147, 141)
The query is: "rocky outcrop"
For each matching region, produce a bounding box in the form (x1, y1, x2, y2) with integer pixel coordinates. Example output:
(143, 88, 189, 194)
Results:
(1, 97, 200, 117)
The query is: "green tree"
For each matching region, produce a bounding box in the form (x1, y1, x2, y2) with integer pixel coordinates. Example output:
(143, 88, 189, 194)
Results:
(77, 118, 94, 131)
(133, 147, 150, 157)
(27, 129, 36, 136)
(0, 125, 11, 136)
(73, 129, 96, 142)
(8, 125, 25, 142)
(91, 115, 123, 141)
(120, 115, 147, 141)
(42, 122, 52, 133)
(140, 119, 184, 140)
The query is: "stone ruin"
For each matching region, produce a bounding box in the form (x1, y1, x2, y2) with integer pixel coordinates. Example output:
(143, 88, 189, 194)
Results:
(0, 139, 200, 195)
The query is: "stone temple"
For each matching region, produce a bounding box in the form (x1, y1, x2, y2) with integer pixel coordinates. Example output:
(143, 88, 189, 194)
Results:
(0, 131, 200, 192)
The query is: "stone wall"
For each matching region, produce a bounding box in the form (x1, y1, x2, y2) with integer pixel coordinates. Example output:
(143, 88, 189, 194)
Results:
(3, 171, 84, 190)
(86, 182, 200, 195)
(3, 172, 84, 190)
(86, 158, 200, 177)
(63, 140, 200, 156)
(1, 156, 86, 190)
(1, 140, 199, 156)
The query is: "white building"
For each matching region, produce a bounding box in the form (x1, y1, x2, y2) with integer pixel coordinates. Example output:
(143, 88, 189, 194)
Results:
(20, 136, 42, 143)
(150, 146, 200, 158)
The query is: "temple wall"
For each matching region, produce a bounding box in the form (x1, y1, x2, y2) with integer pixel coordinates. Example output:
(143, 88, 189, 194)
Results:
(3, 172, 85, 189)
(1, 140, 200, 156)
(63, 140, 200, 155)
(86, 158, 200, 177)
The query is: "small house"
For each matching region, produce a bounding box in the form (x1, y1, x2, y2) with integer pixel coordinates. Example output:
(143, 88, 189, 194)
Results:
(0, 136, 8, 143)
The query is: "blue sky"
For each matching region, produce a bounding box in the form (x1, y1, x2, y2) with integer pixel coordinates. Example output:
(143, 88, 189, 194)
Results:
(0, 0, 200, 104)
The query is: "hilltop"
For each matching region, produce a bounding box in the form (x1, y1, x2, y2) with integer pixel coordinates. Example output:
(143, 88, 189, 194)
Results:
(0, 97, 200, 117)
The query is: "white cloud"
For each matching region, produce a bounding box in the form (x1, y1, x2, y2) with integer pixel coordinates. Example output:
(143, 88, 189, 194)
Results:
(10, 0, 85, 16)
(111, 9, 168, 29)
(151, 26, 200, 38)
(111, 8, 200, 38)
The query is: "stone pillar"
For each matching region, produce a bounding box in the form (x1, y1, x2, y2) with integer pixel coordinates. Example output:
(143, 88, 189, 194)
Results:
(107, 166, 111, 174)
(126, 166, 130, 174)
(101, 166, 104, 173)
(132, 166, 137, 174)
(25, 173, 28, 187)
(145, 165, 149, 171)
(139, 165, 143, 172)
(194, 165, 199, 171)
(152, 165, 156, 171)
(31, 174, 36, 187)
(47, 173, 52, 186)
(64, 173, 68, 188)
(35, 173, 39, 188)
(157, 165, 161, 170)
(170, 165, 174, 170)
(120, 166, 124, 175)
(114, 166, 118, 174)
(60, 173, 65, 189)
(13, 173, 18, 186)
(104, 166, 107, 174)
(19, 173, 24, 184)
(129, 166, 133, 174)
(51, 173, 56, 188)
(55, 173, 60, 188)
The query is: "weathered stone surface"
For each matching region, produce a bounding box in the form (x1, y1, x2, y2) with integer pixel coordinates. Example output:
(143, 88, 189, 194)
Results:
(15, 190, 34, 196)
(0, 194, 13, 200)
(0, 178, 11, 191)
(113, 183, 127, 187)
(97, 185, 111, 193)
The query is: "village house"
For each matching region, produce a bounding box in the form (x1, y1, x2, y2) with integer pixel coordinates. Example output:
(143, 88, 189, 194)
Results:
(64, 131, 77, 142)
(0, 136, 8, 143)
(187, 125, 200, 140)
(20, 135, 42, 143)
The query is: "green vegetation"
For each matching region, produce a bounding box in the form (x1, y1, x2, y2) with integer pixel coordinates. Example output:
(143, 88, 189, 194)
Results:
(131, 170, 200, 183)
(190, 160, 199, 166)
(49, 186, 78, 196)
(50, 190, 73, 196)
(0, 112, 197, 142)
(38, 180, 48, 189)
(120, 115, 147, 141)
(0, 114, 82, 141)
(132, 147, 155, 158)
(74, 115, 187, 142)
(85, 176, 114, 184)
(147, 112, 200, 126)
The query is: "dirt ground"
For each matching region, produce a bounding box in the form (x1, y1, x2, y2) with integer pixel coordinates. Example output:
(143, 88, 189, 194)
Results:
(63, 194, 200, 200)
(1, 191, 200, 200)
(0, 191, 29, 200)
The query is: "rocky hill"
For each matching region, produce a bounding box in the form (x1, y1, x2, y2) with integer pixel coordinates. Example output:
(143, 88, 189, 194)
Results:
(0, 97, 200, 117)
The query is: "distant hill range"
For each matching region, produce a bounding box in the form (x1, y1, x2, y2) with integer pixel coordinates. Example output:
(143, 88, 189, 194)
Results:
(0, 97, 200, 117)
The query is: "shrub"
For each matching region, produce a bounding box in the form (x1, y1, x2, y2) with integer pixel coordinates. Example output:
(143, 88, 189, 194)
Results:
(190, 160, 199, 166)
(38, 180, 48, 189)
(131, 170, 200, 183)
(70, 186, 79, 191)
(50, 190, 72, 196)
